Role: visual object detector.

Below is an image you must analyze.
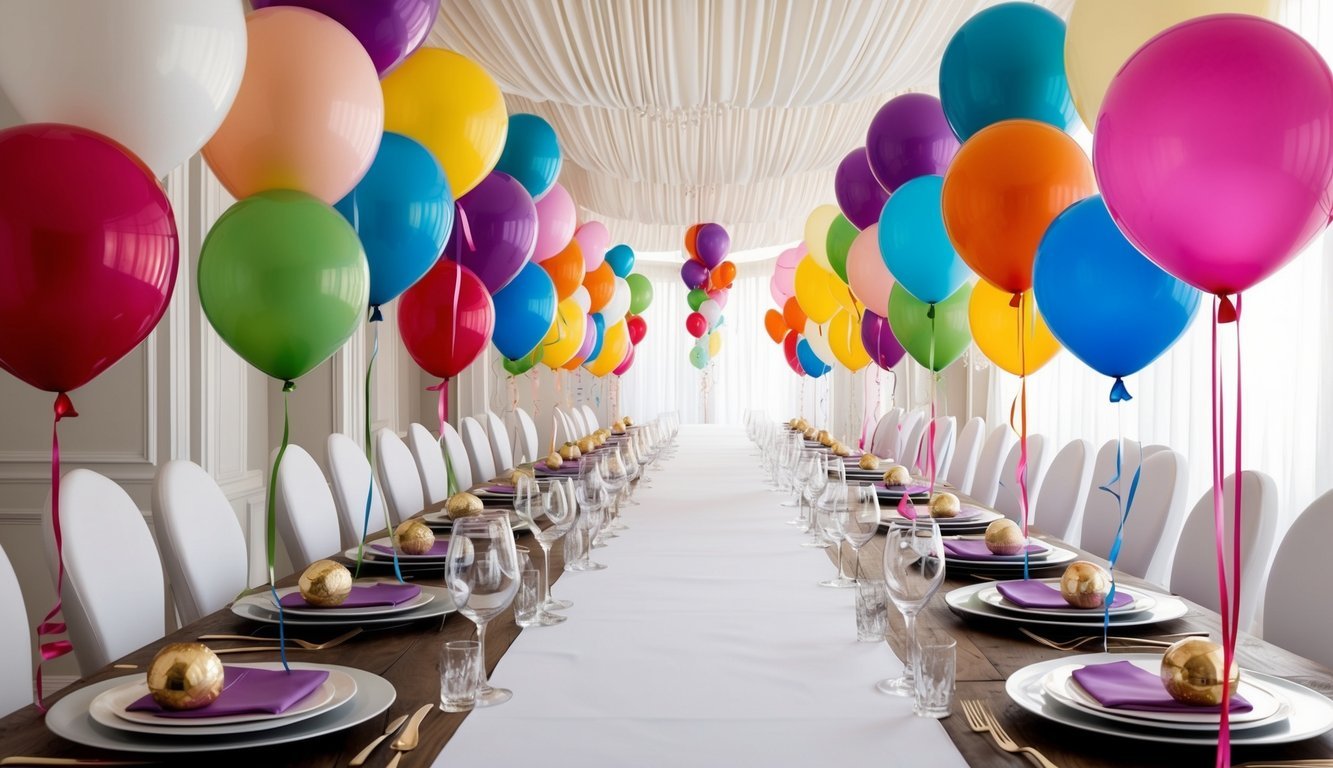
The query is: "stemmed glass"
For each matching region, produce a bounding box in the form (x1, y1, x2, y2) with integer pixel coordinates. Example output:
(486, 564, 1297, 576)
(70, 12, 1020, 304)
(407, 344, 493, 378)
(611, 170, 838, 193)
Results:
(539, 477, 577, 609)
(816, 482, 856, 588)
(445, 514, 520, 706)
(791, 449, 817, 526)
(619, 440, 642, 508)
(839, 482, 881, 580)
(570, 461, 608, 570)
(876, 518, 945, 697)
(513, 475, 575, 624)
(595, 448, 627, 543)
(801, 452, 830, 548)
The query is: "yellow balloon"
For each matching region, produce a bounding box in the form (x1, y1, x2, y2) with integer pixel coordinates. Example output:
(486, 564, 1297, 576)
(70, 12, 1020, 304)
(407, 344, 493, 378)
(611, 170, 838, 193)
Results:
(968, 282, 1061, 377)
(828, 309, 870, 372)
(1066, 0, 1277, 128)
(381, 48, 508, 197)
(803, 204, 840, 273)
(541, 298, 586, 369)
(585, 320, 629, 377)
(794, 256, 841, 323)
(708, 329, 722, 357)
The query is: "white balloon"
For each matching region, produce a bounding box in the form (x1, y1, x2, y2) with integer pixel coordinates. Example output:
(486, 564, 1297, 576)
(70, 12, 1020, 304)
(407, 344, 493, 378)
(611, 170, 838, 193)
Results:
(601, 276, 631, 323)
(0, 0, 247, 177)
(571, 285, 592, 313)
(698, 298, 721, 327)
(804, 319, 835, 365)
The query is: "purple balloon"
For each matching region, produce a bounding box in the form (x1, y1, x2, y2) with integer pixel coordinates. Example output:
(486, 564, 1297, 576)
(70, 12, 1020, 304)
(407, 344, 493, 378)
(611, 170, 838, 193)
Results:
(445, 171, 537, 294)
(694, 223, 730, 268)
(834, 148, 890, 229)
(251, 0, 439, 76)
(866, 94, 960, 193)
(572, 314, 597, 363)
(861, 310, 906, 371)
(680, 260, 710, 290)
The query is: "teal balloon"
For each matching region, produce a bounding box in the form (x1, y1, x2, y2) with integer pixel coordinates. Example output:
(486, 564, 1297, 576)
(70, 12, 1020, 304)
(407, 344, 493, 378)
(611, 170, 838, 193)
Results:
(689, 344, 709, 369)
(502, 347, 541, 376)
(605, 243, 635, 278)
(200, 190, 369, 382)
(491, 260, 557, 360)
(879, 175, 970, 304)
(494, 114, 562, 200)
(627, 273, 654, 314)
(586, 312, 606, 363)
(886, 281, 972, 372)
(687, 287, 708, 311)
(334, 132, 452, 308)
(796, 338, 832, 378)
(939, 2, 1077, 141)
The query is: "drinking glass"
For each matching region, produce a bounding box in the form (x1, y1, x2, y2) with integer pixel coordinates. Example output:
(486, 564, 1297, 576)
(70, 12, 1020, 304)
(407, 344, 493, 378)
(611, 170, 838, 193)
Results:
(801, 452, 830, 548)
(839, 482, 881, 579)
(536, 477, 576, 610)
(439, 640, 480, 712)
(570, 462, 608, 570)
(877, 518, 945, 697)
(855, 579, 889, 642)
(446, 515, 520, 706)
(816, 482, 855, 587)
(913, 633, 956, 718)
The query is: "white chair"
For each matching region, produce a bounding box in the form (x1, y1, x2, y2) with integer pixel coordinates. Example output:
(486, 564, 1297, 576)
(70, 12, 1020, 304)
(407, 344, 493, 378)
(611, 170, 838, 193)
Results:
(483, 410, 515, 472)
(967, 425, 1016, 507)
(376, 428, 424, 525)
(460, 416, 497, 484)
(1171, 471, 1277, 633)
(1033, 439, 1094, 543)
(899, 417, 929, 471)
(869, 408, 903, 458)
(894, 409, 925, 461)
(440, 421, 473, 491)
(1085, 447, 1188, 585)
(327, 433, 387, 550)
(511, 407, 541, 466)
(0, 544, 31, 716)
(1079, 438, 1144, 554)
(152, 460, 248, 625)
(567, 407, 588, 437)
(272, 444, 343, 569)
(1265, 489, 1333, 668)
(994, 434, 1050, 524)
(552, 406, 576, 445)
(406, 423, 449, 504)
(945, 416, 985, 492)
(42, 469, 164, 674)
(581, 404, 599, 432)
(919, 416, 956, 480)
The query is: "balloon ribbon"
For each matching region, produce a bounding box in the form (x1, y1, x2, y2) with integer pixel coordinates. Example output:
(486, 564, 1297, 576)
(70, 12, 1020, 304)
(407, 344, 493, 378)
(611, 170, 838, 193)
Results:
(1212, 294, 1243, 768)
(35, 392, 78, 710)
(1005, 294, 1033, 579)
(355, 312, 403, 582)
(266, 383, 295, 672)
(427, 379, 459, 496)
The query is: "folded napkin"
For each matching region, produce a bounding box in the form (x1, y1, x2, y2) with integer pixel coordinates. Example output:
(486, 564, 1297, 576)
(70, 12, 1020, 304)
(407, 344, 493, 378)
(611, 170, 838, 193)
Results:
(535, 465, 580, 476)
(279, 582, 421, 609)
(371, 540, 448, 557)
(1071, 660, 1252, 713)
(879, 483, 931, 495)
(482, 485, 515, 494)
(127, 666, 329, 718)
(942, 539, 1046, 561)
(996, 580, 1132, 610)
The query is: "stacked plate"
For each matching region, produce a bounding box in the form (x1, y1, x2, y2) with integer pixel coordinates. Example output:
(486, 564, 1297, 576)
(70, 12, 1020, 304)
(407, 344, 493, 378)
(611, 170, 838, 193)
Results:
(934, 536, 1079, 574)
(880, 503, 1002, 535)
(946, 579, 1189, 628)
(1006, 652, 1333, 746)
(420, 509, 529, 533)
(233, 582, 455, 627)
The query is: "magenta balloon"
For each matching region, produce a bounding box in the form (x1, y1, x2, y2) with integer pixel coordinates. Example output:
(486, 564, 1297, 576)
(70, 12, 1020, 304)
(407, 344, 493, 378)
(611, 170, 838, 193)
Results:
(251, 0, 437, 77)
(1095, 15, 1333, 296)
(531, 182, 576, 263)
(834, 147, 890, 229)
(574, 220, 610, 271)
(612, 343, 635, 375)
(681, 260, 709, 290)
(861, 309, 906, 371)
(707, 288, 729, 310)
(846, 223, 894, 314)
(694, 223, 730, 268)
(866, 93, 960, 193)
(444, 171, 536, 294)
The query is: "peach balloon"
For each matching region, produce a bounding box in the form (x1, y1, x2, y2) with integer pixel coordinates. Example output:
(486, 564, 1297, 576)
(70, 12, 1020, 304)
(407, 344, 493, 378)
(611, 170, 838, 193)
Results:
(203, 7, 383, 204)
(846, 223, 895, 315)
(584, 261, 615, 313)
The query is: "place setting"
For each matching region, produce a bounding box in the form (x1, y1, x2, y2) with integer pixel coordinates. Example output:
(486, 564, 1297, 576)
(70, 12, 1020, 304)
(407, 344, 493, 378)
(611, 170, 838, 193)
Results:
(232, 558, 455, 628)
(880, 490, 1003, 534)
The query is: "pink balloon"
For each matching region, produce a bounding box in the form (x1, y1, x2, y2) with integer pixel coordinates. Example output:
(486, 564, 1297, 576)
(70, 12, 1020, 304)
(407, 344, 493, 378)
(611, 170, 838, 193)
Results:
(769, 273, 788, 306)
(1094, 15, 1333, 296)
(846, 223, 895, 314)
(770, 243, 803, 305)
(612, 343, 635, 375)
(777, 243, 806, 269)
(531, 182, 576, 263)
(574, 220, 610, 271)
(707, 288, 729, 310)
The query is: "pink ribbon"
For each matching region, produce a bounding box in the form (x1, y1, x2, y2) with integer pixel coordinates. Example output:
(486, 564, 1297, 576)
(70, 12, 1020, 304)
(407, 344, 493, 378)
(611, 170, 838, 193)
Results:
(35, 392, 78, 710)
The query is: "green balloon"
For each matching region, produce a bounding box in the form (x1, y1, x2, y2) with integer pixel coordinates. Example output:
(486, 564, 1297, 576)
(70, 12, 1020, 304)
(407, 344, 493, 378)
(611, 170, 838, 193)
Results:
(502, 346, 541, 376)
(688, 344, 708, 369)
(825, 213, 858, 283)
(887, 281, 972, 372)
(199, 190, 369, 382)
(686, 286, 707, 312)
(628, 273, 654, 314)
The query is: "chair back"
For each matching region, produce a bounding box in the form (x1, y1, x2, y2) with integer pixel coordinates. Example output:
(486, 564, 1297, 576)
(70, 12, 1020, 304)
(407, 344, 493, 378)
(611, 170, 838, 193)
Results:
(0, 544, 30, 716)
(376, 428, 424, 525)
(995, 434, 1050, 524)
(460, 416, 497, 484)
(327, 433, 386, 549)
(272, 445, 342, 569)
(483, 410, 515, 473)
(1033, 439, 1094, 542)
(894, 409, 924, 461)
(512, 407, 541, 466)
(968, 426, 1017, 507)
(152, 460, 248, 625)
(440, 420, 473, 491)
(1080, 438, 1145, 556)
(899, 417, 929, 471)
(406, 423, 449, 504)
(869, 408, 903, 459)
(1266, 488, 1333, 668)
(581, 404, 599, 431)
(945, 416, 985, 491)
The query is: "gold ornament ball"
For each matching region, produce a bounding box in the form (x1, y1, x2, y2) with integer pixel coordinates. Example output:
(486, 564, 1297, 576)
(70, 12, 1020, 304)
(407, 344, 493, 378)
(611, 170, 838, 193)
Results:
(559, 442, 581, 461)
(831, 442, 851, 457)
(929, 492, 961, 518)
(147, 642, 225, 711)
(788, 418, 800, 429)
(611, 420, 626, 435)
(1161, 637, 1240, 706)
(545, 452, 563, 470)
(395, 519, 436, 555)
(984, 519, 1025, 555)
(1060, 560, 1111, 608)
(577, 437, 596, 454)
(299, 559, 353, 606)
(446, 492, 484, 520)
(858, 454, 881, 471)
(816, 429, 833, 447)
(883, 465, 911, 487)
(802, 427, 817, 440)
(623, 416, 633, 426)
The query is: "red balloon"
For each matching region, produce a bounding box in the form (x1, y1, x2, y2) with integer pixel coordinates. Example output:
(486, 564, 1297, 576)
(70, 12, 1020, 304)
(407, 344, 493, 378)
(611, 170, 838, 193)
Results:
(612, 343, 636, 375)
(783, 330, 805, 376)
(0, 124, 179, 394)
(398, 260, 494, 379)
(626, 314, 647, 345)
(685, 311, 707, 338)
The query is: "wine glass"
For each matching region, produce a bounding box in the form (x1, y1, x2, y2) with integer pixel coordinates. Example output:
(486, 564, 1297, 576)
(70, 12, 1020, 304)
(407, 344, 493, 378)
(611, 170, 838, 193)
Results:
(513, 475, 572, 625)
(816, 482, 856, 588)
(801, 452, 830, 548)
(596, 449, 627, 543)
(570, 462, 608, 570)
(445, 514, 520, 706)
(838, 482, 881, 580)
(619, 440, 642, 508)
(876, 518, 945, 697)
(791, 449, 817, 527)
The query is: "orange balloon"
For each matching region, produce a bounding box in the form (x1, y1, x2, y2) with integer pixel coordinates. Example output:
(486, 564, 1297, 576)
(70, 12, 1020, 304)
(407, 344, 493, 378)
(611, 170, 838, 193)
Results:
(584, 261, 614, 312)
(941, 119, 1095, 295)
(710, 261, 737, 290)
(764, 309, 786, 343)
(684, 224, 701, 261)
(782, 297, 807, 335)
(540, 239, 586, 300)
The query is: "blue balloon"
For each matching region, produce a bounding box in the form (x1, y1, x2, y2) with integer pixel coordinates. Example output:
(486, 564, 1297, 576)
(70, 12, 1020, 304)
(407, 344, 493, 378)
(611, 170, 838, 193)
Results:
(494, 114, 562, 200)
(605, 243, 635, 278)
(335, 132, 453, 308)
(879, 175, 970, 304)
(586, 312, 606, 364)
(938, 2, 1078, 141)
(796, 338, 832, 379)
(1033, 196, 1201, 400)
(490, 261, 557, 360)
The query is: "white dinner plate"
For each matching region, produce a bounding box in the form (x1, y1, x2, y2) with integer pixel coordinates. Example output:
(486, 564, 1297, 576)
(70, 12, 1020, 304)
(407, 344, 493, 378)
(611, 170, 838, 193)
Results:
(48, 664, 394, 753)
(882, 507, 1003, 528)
(978, 579, 1156, 619)
(232, 584, 455, 627)
(1006, 653, 1333, 746)
(91, 663, 353, 735)
(938, 543, 1079, 572)
(945, 581, 1190, 628)
(268, 584, 434, 618)
(942, 536, 1055, 562)
(421, 510, 529, 531)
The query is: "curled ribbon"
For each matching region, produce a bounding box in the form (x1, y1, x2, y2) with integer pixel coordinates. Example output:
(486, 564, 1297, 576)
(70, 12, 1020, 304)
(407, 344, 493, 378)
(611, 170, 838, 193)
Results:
(35, 392, 78, 710)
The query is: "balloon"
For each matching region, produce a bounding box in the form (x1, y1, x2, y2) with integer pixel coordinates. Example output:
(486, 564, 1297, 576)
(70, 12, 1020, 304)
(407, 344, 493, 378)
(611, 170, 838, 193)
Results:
(942, 120, 1094, 295)
(490, 261, 557, 361)
(573, 220, 610, 271)
(382, 48, 507, 197)
(887, 282, 972, 372)
(602, 277, 632, 324)
(834, 147, 890, 229)
(605, 244, 635, 278)
(0, 124, 178, 393)
(586, 320, 629, 377)
(687, 288, 709, 312)
(782, 297, 807, 335)
(828, 310, 870, 371)
(846, 224, 894, 314)
(0, 0, 246, 179)
(531, 183, 577, 263)
(612, 344, 636, 376)
(794, 256, 842, 324)
(565, 314, 597, 370)
(683, 223, 702, 260)
(803, 205, 840, 273)
(201, 190, 368, 382)
(686, 312, 707, 338)
(861, 310, 906, 371)
(689, 344, 709, 370)
(583, 261, 615, 313)
(969, 283, 1061, 377)
(709, 261, 738, 291)
(570, 286, 591, 313)
(770, 243, 804, 305)
(1094, 15, 1333, 297)
(1034, 195, 1202, 383)
(783, 331, 805, 376)
(803, 319, 835, 368)
(627, 273, 654, 314)
(825, 215, 858, 284)
(879, 175, 969, 304)
(939, 2, 1078, 141)
(585, 313, 606, 364)
(1064, 0, 1277, 130)
(698, 299, 721, 329)
(708, 329, 723, 358)
(251, 0, 437, 77)
(866, 93, 960, 193)
(494, 113, 562, 200)
(540, 298, 587, 368)
(502, 347, 540, 376)
(539, 239, 585, 300)
(681, 260, 710, 290)
(334, 132, 452, 308)
(695, 223, 731, 268)
(796, 338, 832, 378)
(764, 309, 786, 343)
(442, 171, 535, 293)
(626, 314, 648, 345)
(707, 288, 729, 311)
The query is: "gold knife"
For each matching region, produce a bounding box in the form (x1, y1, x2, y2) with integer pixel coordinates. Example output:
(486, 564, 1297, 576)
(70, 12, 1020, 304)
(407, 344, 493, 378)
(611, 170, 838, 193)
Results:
(348, 712, 410, 767)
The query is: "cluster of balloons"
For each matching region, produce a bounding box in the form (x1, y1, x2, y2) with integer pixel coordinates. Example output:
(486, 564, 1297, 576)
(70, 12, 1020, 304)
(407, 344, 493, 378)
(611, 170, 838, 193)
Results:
(681, 223, 734, 370)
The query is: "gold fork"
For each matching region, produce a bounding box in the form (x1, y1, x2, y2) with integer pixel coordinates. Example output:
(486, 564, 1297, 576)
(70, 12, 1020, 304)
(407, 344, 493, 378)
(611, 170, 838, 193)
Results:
(961, 699, 1059, 768)
(1019, 627, 1205, 652)
(199, 627, 362, 654)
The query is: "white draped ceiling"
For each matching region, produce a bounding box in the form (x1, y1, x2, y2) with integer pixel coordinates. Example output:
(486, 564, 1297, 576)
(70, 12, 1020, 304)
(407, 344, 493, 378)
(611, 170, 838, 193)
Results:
(428, 0, 1074, 253)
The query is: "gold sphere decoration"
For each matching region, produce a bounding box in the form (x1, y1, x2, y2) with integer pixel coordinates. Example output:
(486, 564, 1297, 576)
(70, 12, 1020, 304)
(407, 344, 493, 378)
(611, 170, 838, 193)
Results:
(802, 427, 817, 440)
(831, 442, 852, 457)
(858, 454, 881, 471)
(147, 643, 225, 711)
(544, 452, 563, 470)
(816, 429, 833, 447)
(577, 437, 595, 454)
(611, 420, 626, 435)
(1060, 560, 1111, 608)
(984, 519, 1025, 555)
(883, 465, 911, 487)
(299, 559, 353, 607)
(445, 491, 484, 520)
(929, 492, 961, 518)
(1161, 637, 1240, 706)
(394, 519, 436, 555)
(623, 416, 633, 426)
(558, 442, 581, 461)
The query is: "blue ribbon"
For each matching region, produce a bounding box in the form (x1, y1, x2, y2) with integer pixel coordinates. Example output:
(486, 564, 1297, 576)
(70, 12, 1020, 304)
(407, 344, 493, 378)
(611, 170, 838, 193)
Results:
(1109, 377, 1132, 403)
(1098, 433, 1142, 644)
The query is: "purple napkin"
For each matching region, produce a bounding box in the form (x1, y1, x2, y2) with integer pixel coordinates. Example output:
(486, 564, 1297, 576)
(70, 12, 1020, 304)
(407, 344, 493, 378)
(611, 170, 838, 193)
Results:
(127, 666, 329, 718)
(482, 485, 515, 494)
(942, 539, 1046, 561)
(996, 580, 1132, 610)
(535, 465, 579, 476)
(903, 505, 983, 522)
(279, 582, 421, 609)
(371, 540, 448, 557)
(879, 482, 930, 495)
(1071, 660, 1252, 713)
